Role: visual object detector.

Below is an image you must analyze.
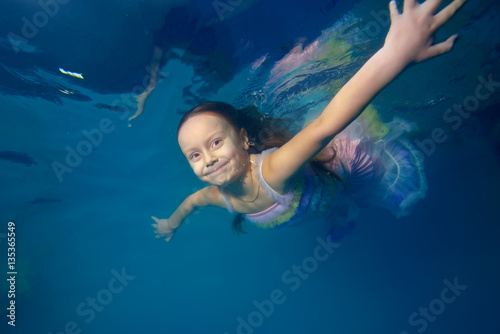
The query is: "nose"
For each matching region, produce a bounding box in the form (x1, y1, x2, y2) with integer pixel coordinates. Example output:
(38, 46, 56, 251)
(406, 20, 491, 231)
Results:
(205, 155, 218, 168)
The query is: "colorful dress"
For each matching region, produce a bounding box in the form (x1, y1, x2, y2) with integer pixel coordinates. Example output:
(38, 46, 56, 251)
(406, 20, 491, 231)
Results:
(220, 117, 427, 231)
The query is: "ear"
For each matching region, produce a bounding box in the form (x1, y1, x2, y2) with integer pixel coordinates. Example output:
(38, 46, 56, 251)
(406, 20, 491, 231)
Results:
(240, 128, 250, 150)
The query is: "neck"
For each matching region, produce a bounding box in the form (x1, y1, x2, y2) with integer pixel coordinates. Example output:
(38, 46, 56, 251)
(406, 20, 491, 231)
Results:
(222, 155, 255, 197)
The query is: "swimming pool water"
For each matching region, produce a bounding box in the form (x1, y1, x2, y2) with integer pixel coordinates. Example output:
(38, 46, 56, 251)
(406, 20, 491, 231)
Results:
(1, 0, 499, 333)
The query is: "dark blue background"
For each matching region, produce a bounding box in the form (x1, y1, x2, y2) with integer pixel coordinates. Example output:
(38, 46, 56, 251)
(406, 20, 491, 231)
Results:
(0, 0, 499, 333)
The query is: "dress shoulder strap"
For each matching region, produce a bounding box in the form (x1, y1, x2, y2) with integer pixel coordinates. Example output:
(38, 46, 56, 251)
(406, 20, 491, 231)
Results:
(219, 148, 292, 215)
(253, 148, 293, 205)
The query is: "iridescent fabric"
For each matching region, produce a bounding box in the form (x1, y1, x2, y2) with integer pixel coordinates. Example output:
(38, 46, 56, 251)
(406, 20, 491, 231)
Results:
(221, 117, 427, 229)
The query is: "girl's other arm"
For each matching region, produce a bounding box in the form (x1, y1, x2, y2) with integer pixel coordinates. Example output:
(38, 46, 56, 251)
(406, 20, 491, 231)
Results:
(264, 0, 466, 190)
(152, 186, 224, 242)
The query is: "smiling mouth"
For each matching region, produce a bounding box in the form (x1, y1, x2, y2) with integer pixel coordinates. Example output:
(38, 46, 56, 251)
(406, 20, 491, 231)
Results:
(207, 163, 227, 176)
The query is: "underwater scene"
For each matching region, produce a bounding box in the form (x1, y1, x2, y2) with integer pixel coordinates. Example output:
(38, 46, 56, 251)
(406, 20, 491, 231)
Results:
(0, 0, 499, 333)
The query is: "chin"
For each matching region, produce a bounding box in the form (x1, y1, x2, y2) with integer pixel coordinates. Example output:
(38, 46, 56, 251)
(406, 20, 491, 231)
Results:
(206, 178, 231, 187)
(204, 174, 237, 187)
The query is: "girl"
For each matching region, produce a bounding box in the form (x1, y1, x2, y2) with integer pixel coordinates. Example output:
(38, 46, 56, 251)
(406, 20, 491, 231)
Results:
(152, 0, 467, 242)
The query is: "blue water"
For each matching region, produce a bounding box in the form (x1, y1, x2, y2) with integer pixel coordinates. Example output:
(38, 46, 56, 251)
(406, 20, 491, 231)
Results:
(1, 0, 500, 333)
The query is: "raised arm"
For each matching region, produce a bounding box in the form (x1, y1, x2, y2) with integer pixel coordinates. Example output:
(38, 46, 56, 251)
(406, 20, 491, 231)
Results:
(263, 0, 466, 190)
(152, 185, 224, 241)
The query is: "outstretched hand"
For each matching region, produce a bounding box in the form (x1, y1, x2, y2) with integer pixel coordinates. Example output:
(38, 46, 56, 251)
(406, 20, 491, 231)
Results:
(384, 0, 467, 63)
(151, 216, 175, 242)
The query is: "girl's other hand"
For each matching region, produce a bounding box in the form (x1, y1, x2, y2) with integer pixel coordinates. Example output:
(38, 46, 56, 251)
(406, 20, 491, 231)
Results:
(151, 216, 175, 242)
(384, 0, 467, 64)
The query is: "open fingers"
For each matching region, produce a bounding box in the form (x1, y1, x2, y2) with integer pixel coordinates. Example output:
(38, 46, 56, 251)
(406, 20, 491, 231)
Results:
(151, 216, 160, 223)
(421, 0, 444, 15)
(432, 0, 467, 30)
(389, 0, 400, 21)
(417, 34, 458, 61)
(403, 0, 419, 13)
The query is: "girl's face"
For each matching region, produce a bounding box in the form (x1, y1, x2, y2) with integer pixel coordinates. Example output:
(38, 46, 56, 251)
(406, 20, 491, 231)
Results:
(177, 113, 250, 186)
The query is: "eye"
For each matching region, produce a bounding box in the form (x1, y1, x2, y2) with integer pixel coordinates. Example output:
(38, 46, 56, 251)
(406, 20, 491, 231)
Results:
(210, 139, 222, 149)
(189, 152, 201, 161)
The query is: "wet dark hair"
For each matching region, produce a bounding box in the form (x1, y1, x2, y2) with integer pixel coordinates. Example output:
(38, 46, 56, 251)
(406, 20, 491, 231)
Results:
(177, 101, 296, 153)
(178, 101, 342, 233)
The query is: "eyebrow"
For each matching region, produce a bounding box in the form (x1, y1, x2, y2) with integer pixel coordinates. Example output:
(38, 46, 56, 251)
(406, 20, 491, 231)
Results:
(182, 130, 225, 157)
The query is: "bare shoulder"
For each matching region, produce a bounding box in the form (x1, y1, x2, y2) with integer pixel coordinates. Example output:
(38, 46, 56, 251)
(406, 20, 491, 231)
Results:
(198, 185, 226, 209)
(260, 152, 289, 194)
(261, 118, 327, 193)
